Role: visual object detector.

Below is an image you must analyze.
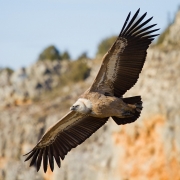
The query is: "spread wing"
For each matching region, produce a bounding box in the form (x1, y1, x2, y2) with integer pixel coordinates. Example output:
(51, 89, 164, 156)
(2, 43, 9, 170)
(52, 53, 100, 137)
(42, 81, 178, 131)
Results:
(89, 9, 159, 97)
(24, 111, 108, 172)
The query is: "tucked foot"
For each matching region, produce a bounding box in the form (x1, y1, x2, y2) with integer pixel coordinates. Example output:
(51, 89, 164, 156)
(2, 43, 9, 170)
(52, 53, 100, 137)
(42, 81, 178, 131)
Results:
(122, 111, 134, 117)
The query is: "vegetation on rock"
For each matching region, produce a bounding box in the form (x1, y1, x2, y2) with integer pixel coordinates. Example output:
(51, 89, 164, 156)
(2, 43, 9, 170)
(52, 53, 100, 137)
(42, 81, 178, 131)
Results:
(60, 59, 90, 85)
(61, 51, 71, 60)
(38, 45, 62, 61)
(77, 52, 89, 60)
(0, 67, 14, 75)
(96, 36, 117, 56)
(156, 25, 170, 45)
(38, 45, 71, 61)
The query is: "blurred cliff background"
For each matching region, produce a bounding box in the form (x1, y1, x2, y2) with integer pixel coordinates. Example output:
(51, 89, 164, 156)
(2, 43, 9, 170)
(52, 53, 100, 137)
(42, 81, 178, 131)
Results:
(1, 1, 180, 180)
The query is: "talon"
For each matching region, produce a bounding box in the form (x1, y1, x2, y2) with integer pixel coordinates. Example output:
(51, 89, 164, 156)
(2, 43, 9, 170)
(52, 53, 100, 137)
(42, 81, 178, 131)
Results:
(122, 111, 133, 116)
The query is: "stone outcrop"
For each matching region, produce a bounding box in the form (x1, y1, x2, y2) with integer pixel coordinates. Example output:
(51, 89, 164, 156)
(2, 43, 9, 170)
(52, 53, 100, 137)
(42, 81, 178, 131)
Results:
(161, 10, 180, 49)
(0, 60, 70, 107)
(1, 10, 180, 180)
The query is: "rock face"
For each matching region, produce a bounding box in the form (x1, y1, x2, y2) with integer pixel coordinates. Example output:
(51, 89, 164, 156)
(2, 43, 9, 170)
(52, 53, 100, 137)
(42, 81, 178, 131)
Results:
(161, 10, 180, 49)
(1, 11, 180, 180)
(0, 60, 69, 107)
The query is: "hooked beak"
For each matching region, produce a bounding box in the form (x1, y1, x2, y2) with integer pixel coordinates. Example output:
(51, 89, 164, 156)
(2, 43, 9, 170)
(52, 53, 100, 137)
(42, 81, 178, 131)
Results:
(70, 106, 76, 111)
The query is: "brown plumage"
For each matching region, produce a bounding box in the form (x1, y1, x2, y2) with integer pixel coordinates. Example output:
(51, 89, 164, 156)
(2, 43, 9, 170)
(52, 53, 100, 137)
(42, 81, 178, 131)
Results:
(24, 8, 159, 172)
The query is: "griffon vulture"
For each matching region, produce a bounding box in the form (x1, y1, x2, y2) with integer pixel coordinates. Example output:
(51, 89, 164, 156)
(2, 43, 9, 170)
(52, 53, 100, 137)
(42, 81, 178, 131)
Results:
(24, 9, 159, 172)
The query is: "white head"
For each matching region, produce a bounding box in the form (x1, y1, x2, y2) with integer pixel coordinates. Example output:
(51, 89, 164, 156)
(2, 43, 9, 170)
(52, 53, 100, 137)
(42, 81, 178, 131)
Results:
(70, 98, 92, 114)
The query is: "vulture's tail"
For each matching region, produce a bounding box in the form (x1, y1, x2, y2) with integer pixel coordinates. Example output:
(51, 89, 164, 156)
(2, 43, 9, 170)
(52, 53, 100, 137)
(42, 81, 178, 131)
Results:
(112, 96, 143, 125)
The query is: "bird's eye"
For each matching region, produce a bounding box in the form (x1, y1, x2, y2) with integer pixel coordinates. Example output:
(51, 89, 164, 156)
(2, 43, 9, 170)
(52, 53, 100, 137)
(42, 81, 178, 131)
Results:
(75, 105, 79, 107)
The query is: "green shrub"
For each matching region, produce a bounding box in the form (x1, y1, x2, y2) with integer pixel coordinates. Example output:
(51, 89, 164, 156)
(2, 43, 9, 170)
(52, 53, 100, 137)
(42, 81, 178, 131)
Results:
(77, 52, 89, 60)
(61, 51, 71, 60)
(96, 36, 117, 56)
(156, 26, 170, 45)
(6, 67, 14, 74)
(38, 45, 61, 61)
(60, 59, 90, 84)
(0, 67, 14, 75)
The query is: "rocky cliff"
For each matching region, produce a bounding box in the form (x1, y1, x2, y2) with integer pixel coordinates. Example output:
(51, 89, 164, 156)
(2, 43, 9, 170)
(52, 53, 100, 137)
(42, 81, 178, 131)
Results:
(0, 10, 180, 180)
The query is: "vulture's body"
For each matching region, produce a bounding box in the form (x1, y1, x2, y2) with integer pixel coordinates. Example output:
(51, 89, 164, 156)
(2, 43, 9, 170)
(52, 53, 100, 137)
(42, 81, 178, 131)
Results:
(24, 9, 159, 172)
(77, 93, 140, 119)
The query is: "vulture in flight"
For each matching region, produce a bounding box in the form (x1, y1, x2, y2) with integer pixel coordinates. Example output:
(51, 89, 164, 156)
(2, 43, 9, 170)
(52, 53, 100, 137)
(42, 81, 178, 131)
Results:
(24, 9, 159, 172)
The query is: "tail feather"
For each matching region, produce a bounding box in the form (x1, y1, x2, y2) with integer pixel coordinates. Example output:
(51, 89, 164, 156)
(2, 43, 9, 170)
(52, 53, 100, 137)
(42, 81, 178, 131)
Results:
(112, 96, 143, 125)
(122, 96, 141, 104)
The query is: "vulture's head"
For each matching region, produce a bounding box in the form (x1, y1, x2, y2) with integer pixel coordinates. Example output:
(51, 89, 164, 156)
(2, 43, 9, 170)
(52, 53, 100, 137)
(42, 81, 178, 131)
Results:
(70, 98, 92, 114)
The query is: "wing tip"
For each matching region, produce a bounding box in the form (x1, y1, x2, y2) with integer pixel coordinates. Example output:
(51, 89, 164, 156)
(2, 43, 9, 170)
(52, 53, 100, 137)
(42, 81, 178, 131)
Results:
(137, 8, 140, 14)
(23, 148, 35, 156)
(120, 9, 159, 38)
(24, 142, 63, 173)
